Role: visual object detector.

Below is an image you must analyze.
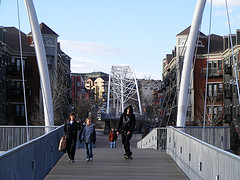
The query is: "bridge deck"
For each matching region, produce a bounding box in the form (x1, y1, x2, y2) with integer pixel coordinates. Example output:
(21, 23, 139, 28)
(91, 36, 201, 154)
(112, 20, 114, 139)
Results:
(44, 134, 187, 180)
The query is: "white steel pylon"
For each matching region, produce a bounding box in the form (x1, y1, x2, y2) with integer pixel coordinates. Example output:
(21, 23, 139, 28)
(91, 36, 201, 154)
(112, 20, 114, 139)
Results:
(107, 66, 142, 115)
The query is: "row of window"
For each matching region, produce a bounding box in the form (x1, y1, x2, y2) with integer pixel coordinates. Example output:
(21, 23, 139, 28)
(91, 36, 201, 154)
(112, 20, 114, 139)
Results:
(9, 57, 26, 71)
(0, 104, 24, 118)
(207, 83, 222, 97)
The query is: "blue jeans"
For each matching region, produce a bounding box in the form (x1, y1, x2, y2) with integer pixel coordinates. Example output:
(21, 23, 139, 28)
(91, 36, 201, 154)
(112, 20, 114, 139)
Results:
(110, 141, 116, 148)
(85, 142, 93, 159)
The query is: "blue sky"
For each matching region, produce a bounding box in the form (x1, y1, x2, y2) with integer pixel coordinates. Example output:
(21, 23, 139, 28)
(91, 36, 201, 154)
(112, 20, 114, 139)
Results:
(1, 0, 240, 80)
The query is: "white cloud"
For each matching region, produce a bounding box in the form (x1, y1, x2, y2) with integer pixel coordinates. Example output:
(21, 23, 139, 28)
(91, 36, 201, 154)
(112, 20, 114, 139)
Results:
(70, 56, 110, 74)
(135, 71, 161, 80)
(209, 0, 240, 7)
(59, 40, 126, 56)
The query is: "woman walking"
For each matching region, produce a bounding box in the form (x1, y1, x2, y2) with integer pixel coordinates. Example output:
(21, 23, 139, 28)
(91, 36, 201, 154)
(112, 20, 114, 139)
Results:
(64, 112, 81, 163)
(80, 118, 96, 161)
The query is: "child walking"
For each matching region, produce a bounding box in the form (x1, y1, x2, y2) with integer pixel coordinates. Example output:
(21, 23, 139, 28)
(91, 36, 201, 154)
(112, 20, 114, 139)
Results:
(108, 128, 118, 148)
(80, 118, 96, 161)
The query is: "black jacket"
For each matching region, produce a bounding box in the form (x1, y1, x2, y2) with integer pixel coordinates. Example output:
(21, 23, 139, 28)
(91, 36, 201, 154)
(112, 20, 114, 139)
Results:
(118, 105, 136, 132)
(64, 121, 81, 140)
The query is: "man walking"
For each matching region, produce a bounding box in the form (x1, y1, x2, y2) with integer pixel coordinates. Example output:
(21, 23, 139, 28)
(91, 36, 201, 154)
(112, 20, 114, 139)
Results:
(117, 105, 136, 159)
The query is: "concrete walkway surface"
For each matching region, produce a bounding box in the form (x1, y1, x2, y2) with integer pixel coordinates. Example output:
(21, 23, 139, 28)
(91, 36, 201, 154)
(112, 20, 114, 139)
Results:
(44, 134, 187, 180)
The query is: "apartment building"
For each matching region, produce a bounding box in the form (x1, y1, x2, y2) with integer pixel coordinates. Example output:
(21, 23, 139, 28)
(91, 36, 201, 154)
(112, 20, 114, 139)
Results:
(0, 27, 8, 124)
(194, 34, 224, 126)
(161, 26, 240, 128)
(222, 30, 240, 126)
(0, 23, 71, 125)
(161, 26, 207, 126)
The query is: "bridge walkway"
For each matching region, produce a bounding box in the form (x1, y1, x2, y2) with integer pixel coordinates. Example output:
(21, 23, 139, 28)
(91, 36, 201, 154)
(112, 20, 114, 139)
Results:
(44, 133, 187, 180)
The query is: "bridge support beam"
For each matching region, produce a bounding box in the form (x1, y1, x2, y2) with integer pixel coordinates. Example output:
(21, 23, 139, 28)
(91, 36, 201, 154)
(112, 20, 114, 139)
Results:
(177, 0, 206, 127)
(23, 0, 54, 132)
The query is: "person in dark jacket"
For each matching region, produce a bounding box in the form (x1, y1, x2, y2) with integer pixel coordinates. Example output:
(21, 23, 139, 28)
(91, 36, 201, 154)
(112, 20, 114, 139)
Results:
(108, 128, 118, 148)
(117, 105, 136, 158)
(64, 112, 81, 163)
(80, 118, 96, 161)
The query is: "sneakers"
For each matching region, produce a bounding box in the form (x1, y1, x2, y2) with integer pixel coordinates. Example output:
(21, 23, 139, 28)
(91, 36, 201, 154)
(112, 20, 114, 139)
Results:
(70, 160, 74, 163)
(86, 157, 93, 161)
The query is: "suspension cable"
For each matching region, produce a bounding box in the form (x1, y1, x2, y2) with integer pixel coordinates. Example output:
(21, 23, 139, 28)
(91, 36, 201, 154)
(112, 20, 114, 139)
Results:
(202, 0, 213, 141)
(17, 0, 29, 141)
(225, 0, 240, 107)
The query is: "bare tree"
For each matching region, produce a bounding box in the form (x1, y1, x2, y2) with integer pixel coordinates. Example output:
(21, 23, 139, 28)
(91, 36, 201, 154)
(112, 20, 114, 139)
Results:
(194, 91, 223, 126)
(29, 70, 71, 126)
(29, 96, 44, 126)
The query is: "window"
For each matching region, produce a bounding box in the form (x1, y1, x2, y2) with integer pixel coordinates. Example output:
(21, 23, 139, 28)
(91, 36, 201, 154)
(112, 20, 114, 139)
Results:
(213, 107, 217, 115)
(213, 84, 217, 96)
(218, 84, 222, 93)
(16, 105, 20, 117)
(15, 104, 25, 118)
(218, 106, 222, 116)
(178, 38, 185, 45)
(21, 105, 24, 117)
(11, 57, 15, 65)
(218, 60, 222, 69)
(16, 59, 20, 71)
(208, 84, 212, 97)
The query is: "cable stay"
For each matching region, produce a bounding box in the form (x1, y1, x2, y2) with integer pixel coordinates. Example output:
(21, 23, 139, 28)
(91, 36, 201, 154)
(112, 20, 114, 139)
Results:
(17, 0, 29, 141)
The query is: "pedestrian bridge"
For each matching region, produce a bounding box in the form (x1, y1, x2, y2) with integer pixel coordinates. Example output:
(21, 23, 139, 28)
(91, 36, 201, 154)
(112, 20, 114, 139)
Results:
(0, 126, 239, 179)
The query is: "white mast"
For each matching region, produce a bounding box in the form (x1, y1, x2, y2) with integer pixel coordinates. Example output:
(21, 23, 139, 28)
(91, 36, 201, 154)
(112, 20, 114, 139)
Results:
(23, 0, 54, 132)
(176, 0, 206, 127)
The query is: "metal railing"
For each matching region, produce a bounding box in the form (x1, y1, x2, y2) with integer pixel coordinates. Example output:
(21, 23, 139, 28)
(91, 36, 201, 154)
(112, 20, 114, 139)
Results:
(138, 126, 238, 179)
(137, 126, 230, 151)
(137, 128, 167, 150)
(176, 126, 230, 150)
(0, 125, 64, 180)
(167, 127, 240, 180)
(0, 126, 59, 151)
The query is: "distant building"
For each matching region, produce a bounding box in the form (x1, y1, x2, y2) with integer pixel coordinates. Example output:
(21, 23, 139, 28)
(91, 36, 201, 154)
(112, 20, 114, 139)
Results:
(138, 79, 162, 107)
(71, 73, 86, 103)
(77, 71, 109, 80)
(0, 23, 71, 125)
(94, 76, 109, 104)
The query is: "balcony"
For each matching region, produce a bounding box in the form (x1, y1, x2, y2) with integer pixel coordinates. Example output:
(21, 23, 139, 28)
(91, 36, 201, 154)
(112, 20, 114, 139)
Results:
(224, 89, 232, 99)
(164, 78, 170, 86)
(201, 68, 223, 77)
(7, 88, 32, 98)
(224, 114, 231, 123)
(224, 65, 232, 75)
(7, 66, 32, 75)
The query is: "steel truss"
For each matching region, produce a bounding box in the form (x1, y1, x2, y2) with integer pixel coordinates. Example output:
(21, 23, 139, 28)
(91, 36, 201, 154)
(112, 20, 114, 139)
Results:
(107, 66, 142, 115)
